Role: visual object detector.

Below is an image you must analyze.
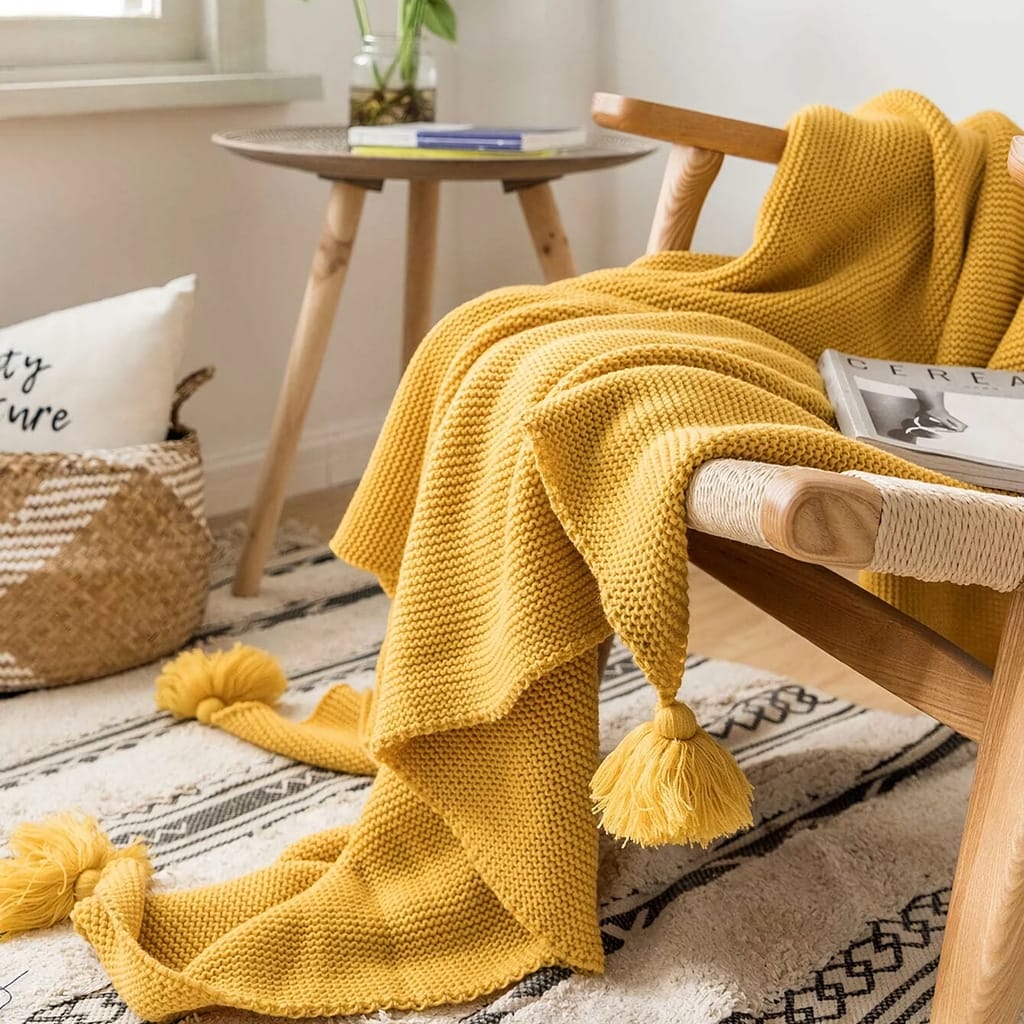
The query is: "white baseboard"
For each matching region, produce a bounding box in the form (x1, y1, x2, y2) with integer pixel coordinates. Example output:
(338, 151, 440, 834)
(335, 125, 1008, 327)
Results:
(202, 418, 384, 517)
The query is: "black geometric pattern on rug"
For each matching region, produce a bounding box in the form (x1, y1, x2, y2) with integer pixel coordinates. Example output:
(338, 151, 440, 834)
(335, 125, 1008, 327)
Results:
(451, 727, 967, 1024)
(109, 766, 373, 870)
(21, 990, 137, 1024)
(209, 549, 337, 591)
(11, 565, 971, 1024)
(458, 967, 575, 1024)
(196, 583, 384, 643)
(19, 687, 966, 1024)
(719, 888, 948, 1024)
(598, 729, 963, 954)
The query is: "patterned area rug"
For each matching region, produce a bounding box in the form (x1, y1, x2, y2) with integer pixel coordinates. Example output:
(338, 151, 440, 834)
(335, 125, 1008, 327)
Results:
(0, 534, 978, 1023)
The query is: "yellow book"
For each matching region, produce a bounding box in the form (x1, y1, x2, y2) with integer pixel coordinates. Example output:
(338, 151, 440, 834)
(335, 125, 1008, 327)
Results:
(351, 145, 557, 159)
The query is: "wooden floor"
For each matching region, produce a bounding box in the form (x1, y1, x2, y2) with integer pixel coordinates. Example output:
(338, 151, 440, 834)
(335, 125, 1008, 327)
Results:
(216, 485, 916, 717)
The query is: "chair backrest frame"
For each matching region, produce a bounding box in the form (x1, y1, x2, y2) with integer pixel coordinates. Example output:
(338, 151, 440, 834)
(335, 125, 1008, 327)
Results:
(594, 92, 1024, 254)
(591, 93, 787, 254)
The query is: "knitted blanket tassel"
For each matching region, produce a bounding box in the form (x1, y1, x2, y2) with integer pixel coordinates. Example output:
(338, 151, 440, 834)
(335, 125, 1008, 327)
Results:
(0, 815, 152, 937)
(592, 698, 754, 848)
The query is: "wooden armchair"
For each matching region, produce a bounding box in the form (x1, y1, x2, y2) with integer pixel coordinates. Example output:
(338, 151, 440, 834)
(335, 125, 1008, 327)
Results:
(592, 93, 1024, 1024)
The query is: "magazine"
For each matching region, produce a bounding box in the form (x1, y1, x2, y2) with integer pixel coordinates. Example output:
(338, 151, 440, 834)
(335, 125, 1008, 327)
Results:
(818, 349, 1024, 492)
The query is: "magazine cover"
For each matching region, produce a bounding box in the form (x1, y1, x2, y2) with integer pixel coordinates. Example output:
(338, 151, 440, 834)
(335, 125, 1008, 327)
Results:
(818, 349, 1024, 489)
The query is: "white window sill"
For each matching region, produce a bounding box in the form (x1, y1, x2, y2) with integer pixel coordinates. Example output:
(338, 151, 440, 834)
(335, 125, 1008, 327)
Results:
(0, 71, 322, 120)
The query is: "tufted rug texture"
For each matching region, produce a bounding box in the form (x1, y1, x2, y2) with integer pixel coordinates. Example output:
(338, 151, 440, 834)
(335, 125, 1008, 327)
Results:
(0, 533, 981, 1024)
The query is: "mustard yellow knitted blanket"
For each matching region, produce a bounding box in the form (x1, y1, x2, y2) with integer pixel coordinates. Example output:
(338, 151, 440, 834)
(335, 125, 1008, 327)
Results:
(3, 91, 1024, 1022)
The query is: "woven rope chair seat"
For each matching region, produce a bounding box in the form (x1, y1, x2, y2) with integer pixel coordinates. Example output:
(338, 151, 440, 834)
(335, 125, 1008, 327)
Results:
(687, 459, 1024, 592)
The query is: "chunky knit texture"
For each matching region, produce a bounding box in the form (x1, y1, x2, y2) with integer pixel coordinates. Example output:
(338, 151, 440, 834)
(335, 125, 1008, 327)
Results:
(45, 92, 1024, 1020)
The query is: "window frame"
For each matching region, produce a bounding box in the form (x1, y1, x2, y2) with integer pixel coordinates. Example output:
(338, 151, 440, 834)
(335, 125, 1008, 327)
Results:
(0, 1, 204, 72)
(0, 0, 321, 118)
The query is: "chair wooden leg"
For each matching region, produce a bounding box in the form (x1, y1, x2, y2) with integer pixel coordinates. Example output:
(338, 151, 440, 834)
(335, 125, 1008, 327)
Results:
(513, 181, 577, 282)
(233, 180, 368, 597)
(932, 587, 1024, 1023)
(402, 180, 440, 368)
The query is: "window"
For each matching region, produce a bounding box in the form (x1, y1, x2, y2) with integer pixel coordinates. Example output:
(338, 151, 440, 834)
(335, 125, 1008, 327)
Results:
(0, 0, 203, 72)
(0, 0, 321, 118)
(0, 2, 158, 15)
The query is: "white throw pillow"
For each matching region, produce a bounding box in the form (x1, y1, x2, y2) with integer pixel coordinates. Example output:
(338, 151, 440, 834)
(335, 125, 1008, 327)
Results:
(0, 275, 196, 453)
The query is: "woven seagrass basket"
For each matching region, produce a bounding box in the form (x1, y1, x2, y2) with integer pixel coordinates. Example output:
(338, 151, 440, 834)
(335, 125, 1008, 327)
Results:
(0, 368, 215, 693)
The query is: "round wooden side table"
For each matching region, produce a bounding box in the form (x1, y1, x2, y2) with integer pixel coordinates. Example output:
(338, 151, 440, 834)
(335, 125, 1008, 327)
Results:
(212, 126, 653, 596)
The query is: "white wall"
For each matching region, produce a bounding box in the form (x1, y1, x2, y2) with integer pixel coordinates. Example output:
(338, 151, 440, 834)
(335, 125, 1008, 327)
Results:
(598, 0, 1024, 265)
(0, 0, 606, 515)
(447, 1, 606, 301)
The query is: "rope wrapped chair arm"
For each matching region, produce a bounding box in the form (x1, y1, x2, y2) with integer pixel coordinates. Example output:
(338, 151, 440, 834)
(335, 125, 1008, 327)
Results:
(686, 460, 1024, 593)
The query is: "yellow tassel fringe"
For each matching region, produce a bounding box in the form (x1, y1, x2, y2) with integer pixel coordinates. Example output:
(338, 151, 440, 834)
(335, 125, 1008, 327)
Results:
(0, 814, 151, 939)
(591, 700, 754, 849)
(156, 643, 288, 723)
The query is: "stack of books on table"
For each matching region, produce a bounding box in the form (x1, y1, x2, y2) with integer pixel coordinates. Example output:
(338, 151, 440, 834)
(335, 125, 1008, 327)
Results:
(347, 123, 588, 159)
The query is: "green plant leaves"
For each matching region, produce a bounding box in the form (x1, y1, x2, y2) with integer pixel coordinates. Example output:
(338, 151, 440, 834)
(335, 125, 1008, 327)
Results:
(422, 0, 457, 42)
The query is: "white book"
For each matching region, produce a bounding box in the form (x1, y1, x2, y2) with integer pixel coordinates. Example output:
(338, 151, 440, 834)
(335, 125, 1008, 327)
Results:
(346, 123, 587, 152)
(818, 349, 1024, 492)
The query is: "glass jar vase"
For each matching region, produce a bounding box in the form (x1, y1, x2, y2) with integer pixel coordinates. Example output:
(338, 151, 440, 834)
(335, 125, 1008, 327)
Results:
(349, 33, 437, 126)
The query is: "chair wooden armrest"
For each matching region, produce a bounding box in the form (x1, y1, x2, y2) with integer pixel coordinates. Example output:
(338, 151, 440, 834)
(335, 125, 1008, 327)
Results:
(591, 92, 788, 163)
(593, 90, 1024, 1023)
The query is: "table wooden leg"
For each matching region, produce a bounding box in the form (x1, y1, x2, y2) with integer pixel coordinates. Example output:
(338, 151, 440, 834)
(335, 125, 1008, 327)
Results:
(931, 588, 1024, 1023)
(513, 181, 577, 282)
(233, 180, 368, 597)
(402, 180, 440, 367)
